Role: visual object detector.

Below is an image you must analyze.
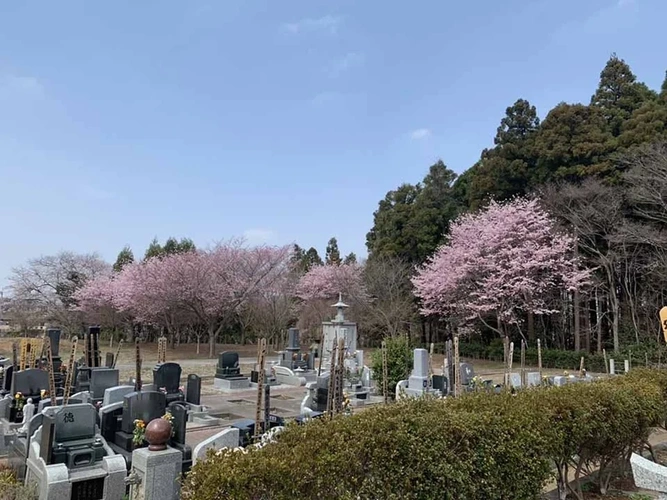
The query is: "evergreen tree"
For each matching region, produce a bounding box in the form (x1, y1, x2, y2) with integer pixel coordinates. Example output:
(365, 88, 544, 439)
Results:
(304, 247, 323, 271)
(343, 252, 357, 265)
(367, 161, 459, 264)
(144, 238, 163, 261)
(467, 99, 540, 208)
(113, 246, 135, 273)
(618, 99, 667, 148)
(533, 103, 616, 181)
(325, 237, 342, 265)
(590, 54, 654, 136)
(659, 71, 667, 104)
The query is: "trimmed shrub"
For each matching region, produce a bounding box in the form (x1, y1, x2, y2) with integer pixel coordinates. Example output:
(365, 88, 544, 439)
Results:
(369, 335, 412, 399)
(183, 369, 667, 500)
(452, 341, 667, 373)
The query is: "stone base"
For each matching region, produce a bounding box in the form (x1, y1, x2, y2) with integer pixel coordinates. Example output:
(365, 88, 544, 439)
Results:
(273, 373, 306, 387)
(213, 377, 250, 391)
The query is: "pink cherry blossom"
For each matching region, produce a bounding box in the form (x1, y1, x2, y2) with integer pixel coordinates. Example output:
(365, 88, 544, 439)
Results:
(412, 198, 590, 328)
(295, 263, 367, 303)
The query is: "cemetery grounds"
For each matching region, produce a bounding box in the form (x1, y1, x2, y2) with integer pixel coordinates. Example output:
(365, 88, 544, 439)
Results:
(2, 337, 666, 499)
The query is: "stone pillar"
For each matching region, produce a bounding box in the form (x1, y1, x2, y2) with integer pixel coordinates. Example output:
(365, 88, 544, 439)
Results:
(129, 418, 181, 500)
(130, 447, 182, 500)
(609, 359, 615, 375)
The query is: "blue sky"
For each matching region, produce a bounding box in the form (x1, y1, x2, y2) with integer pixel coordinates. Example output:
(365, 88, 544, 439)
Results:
(0, 0, 665, 288)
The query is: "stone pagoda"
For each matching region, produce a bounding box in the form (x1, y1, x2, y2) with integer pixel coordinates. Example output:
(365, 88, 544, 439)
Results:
(321, 293, 357, 358)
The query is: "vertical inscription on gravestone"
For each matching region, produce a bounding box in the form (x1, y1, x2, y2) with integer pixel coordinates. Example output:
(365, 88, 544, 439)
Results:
(71, 477, 105, 500)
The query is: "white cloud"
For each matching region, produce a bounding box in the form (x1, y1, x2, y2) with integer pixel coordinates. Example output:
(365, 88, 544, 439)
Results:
(283, 15, 341, 34)
(327, 52, 364, 77)
(243, 228, 276, 245)
(410, 128, 431, 140)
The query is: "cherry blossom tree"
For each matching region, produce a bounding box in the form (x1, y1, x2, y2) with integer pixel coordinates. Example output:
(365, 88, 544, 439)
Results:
(412, 198, 590, 336)
(295, 262, 367, 303)
(10, 251, 111, 332)
(75, 241, 294, 356)
(295, 263, 367, 341)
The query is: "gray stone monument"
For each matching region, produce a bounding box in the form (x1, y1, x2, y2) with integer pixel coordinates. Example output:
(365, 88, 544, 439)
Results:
(322, 294, 357, 357)
(192, 427, 241, 464)
(631, 452, 667, 499)
(403, 348, 442, 398)
(130, 446, 182, 500)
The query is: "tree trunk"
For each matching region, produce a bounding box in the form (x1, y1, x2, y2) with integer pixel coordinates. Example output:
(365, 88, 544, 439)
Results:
(596, 290, 603, 354)
(208, 324, 216, 358)
(582, 298, 591, 352)
(527, 312, 535, 342)
(420, 319, 427, 346)
(574, 290, 581, 351)
(611, 294, 620, 352)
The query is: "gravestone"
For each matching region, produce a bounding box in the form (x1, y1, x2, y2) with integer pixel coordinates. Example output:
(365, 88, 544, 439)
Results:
(279, 328, 310, 371)
(153, 362, 182, 394)
(432, 375, 448, 394)
(215, 352, 241, 378)
(105, 353, 114, 368)
(526, 372, 541, 387)
(169, 403, 187, 446)
(3, 364, 14, 392)
(46, 328, 61, 357)
(186, 374, 201, 405)
(103, 385, 135, 407)
(192, 428, 240, 464)
(90, 368, 120, 400)
(39, 413, 56, 463)
(509, 372, 522, 388)
(120, 391, 167, 435)
(459, 363, 475, 386)
(11, 368, 49, 397)
(404, 349, 435, 398)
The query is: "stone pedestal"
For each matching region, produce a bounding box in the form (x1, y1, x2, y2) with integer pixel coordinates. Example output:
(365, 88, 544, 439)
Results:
(213, 377, 250, 391)
(130, 446, 182, 500)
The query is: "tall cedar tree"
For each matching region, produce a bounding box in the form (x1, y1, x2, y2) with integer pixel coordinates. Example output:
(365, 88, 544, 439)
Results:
(325, 238, 342, 265)
(366, 161, 458, 265)
(113, 246, 135, 273)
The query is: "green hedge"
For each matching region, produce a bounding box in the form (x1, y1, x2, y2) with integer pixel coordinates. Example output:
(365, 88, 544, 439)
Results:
(182, 369, 667, 500)
(447, 340, 667, 373)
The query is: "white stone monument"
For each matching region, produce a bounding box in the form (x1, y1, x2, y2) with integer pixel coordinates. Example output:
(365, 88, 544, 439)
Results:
(322, 294, 357, 358)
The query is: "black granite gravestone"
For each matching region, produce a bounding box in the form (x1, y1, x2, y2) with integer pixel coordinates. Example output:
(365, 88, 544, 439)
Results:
(168, 403, 187, 445)
(120, 391, 166, 435)
(11, 368, 49, 397)
(51, 404, 105, 469)
(432, 375, 448, 395)
(153, 362, 181, 393)
(215, 352, 240, 378)
(186, 374, 201, 405)
(3, 365, 14, 392)
(105, 353, 114, 368)
(46, 329, 61, 357)
(90, 368, 120, 400)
